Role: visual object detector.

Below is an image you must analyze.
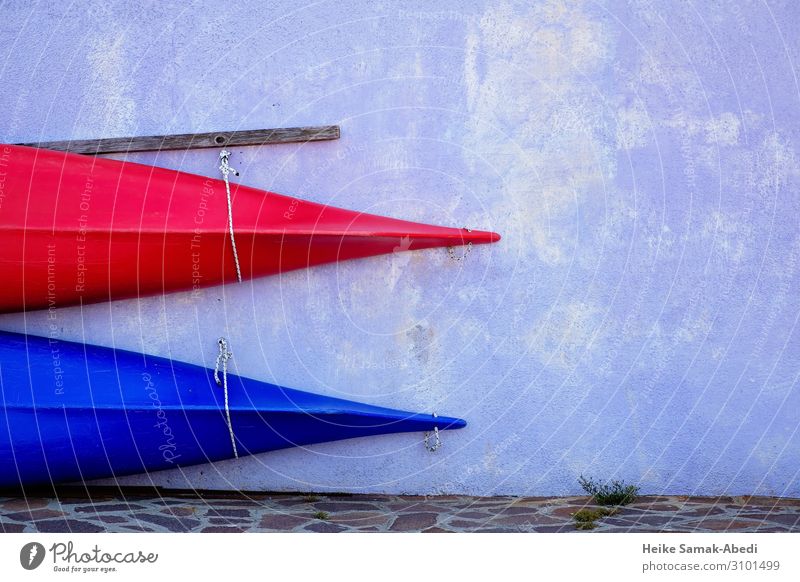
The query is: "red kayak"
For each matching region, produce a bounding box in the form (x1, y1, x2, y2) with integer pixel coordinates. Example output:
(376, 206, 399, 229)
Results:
(0, 145, 499, 313)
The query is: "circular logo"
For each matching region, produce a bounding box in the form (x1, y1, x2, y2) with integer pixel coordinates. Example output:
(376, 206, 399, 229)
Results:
(20, 542, 46, 570)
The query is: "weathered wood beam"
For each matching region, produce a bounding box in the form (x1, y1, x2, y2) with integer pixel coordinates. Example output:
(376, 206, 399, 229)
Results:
(15, 125, 340, 155)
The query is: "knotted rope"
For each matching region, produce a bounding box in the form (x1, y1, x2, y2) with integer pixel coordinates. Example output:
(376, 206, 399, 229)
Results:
(219, 150, 243, 283)
(424, 412, 442, 452)
(214, 337, 239, 458)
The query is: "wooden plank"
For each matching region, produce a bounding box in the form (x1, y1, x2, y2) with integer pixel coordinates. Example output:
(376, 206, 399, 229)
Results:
(15, 125, 340, 155)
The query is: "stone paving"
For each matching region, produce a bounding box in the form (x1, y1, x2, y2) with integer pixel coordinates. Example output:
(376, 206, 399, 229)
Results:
(1, 490, 798, 533)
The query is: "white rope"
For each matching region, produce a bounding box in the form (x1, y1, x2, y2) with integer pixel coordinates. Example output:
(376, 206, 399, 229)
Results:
(219, 150, 243, 283)
(214, 337, 239, 458)
(424, 412, 441, 452)
(446, 242, 473, 261)
(446, 227, 474, 262)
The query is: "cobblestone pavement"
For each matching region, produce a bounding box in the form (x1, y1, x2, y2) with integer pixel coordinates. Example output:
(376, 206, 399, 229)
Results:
(1, 491, 798, 533)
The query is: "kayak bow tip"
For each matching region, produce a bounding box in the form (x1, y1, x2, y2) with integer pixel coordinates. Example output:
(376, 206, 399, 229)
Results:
(463, 228, 501, 245)
(435, 414, 467, 430)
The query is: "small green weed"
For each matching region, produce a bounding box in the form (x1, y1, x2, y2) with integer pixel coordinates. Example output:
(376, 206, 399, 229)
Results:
(572, 507, 618, 530)
(313, 511, 329, 520)
(578, 475, 640, 506)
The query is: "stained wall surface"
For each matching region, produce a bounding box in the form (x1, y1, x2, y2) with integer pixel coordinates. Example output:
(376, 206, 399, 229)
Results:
(0, 0, 798, 496)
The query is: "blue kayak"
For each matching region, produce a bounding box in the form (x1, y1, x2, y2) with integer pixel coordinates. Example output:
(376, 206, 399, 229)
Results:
(0, 331, 464, 488)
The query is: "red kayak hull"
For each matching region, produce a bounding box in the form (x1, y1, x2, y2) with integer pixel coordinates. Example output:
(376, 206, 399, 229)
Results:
(0, 145, 499, 313)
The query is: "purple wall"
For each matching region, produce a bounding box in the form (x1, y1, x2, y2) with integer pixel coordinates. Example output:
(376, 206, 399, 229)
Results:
(0, 0, 798, 496)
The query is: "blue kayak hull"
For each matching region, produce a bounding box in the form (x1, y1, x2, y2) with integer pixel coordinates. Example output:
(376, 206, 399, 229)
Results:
(0, 332, 464, 488)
